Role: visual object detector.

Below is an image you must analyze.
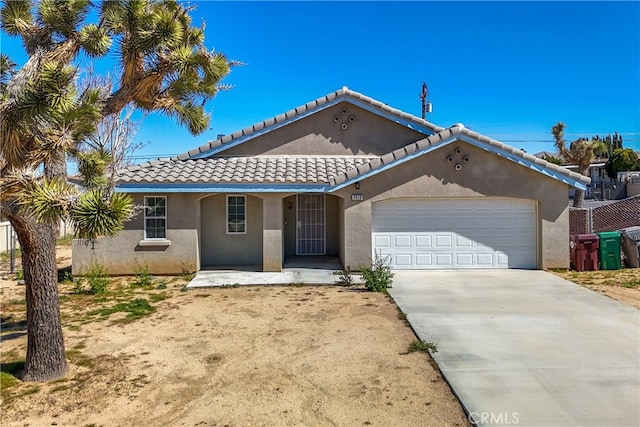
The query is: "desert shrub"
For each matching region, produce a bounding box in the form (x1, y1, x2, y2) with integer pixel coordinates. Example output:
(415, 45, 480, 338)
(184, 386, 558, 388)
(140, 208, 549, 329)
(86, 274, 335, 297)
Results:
(60, 270, 74, 283)
(180, 264, 195, 281)
(85, 263, 109, 295)
(406, 340, 438, 354)
(133, 264, 155, 288)
(361, 255, 394, 292)
(72, 279, 85, 295)
(336, 265, 354, 286)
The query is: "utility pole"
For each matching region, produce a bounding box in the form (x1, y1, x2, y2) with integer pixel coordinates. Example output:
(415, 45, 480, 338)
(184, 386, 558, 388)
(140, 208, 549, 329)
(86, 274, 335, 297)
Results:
(420, 81, 432, 119)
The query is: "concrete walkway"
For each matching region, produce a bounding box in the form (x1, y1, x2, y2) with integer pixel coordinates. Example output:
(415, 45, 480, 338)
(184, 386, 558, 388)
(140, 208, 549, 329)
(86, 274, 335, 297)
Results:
(389, 270, 640, 427)
(187, 267, 357, 287)
(188, 257, 350, 287)
(187, 268, 336, 287)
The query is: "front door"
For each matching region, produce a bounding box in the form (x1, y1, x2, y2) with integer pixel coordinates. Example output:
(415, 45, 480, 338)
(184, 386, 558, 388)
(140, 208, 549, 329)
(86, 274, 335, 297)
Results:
(296, 194, 326, 255)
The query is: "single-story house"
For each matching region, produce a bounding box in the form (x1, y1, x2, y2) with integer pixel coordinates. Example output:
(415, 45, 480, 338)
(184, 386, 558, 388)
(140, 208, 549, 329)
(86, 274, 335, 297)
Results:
(73, 87, 590, 274)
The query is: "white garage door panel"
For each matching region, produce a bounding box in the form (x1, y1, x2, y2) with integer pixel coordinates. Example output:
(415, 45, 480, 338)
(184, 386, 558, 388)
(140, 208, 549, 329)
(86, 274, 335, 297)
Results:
(372, 199, 537, 269)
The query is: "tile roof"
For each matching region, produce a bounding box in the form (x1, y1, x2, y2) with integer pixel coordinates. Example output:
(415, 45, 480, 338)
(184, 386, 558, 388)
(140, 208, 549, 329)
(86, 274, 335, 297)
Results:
(329, 124, 592, 187)
(176, 86, 445, 160)
(119, 125, 590, 189)
(119, 156, 377, 184)
(117, 88, 590, 190)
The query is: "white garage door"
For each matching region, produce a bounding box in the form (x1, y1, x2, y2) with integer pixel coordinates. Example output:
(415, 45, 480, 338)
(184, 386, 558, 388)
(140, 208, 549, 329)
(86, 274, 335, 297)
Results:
(372, 198, 537, 269)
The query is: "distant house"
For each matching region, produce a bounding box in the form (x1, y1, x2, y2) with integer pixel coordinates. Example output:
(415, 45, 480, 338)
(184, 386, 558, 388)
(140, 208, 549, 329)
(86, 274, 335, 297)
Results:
(563, 162, 608, 183)
(73, 87, 589, 274)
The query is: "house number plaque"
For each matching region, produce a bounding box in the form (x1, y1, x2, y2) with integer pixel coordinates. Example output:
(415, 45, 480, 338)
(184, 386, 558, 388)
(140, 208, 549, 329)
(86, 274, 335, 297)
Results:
(351, 194, 364, 201)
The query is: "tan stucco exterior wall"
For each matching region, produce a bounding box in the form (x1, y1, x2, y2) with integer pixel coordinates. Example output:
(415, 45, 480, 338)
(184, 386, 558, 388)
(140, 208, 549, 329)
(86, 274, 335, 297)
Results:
(73, 192, 267, 274)
(334, 141, 570, 270)
(200, 194, 264, 267)
(222, 102, 426, 157)
(73, 193, 202, 275)
(261, 194, 282, 271)
(325, 195, 340, 256)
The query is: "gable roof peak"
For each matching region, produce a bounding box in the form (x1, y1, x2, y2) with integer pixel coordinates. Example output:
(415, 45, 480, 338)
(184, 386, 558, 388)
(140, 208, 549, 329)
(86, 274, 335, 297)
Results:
(178, 86, 443, 160)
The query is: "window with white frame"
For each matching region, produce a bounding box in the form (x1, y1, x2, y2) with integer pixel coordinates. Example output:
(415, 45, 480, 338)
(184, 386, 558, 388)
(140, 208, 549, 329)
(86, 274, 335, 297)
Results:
(144, 196, 167, 239)
(227, 195, 246, 234)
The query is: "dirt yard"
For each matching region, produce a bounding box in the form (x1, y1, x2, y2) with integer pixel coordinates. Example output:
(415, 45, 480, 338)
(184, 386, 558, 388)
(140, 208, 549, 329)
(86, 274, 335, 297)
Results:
(0, 246, 469, 427)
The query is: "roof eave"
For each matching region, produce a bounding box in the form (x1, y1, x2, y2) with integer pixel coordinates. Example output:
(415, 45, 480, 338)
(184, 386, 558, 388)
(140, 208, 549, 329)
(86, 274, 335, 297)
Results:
(115, 182, 330, 193)
(182, 87, 443, 160)
(330, 129, 590, 192)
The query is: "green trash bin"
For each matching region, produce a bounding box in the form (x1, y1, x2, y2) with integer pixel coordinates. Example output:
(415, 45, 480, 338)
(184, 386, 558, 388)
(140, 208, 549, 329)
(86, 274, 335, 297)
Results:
(596, 231, 622, 270)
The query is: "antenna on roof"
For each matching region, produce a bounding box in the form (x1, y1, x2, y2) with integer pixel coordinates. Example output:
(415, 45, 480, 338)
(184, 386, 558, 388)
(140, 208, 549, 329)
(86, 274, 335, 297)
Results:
(420, 81, 432, 119)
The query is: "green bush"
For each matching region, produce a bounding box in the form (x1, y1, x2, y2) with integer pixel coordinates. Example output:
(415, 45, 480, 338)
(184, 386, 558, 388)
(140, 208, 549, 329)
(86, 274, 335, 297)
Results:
(133, 264, 155, 288)
(85, 263, 109, 295)
(361, 255, 394, 292)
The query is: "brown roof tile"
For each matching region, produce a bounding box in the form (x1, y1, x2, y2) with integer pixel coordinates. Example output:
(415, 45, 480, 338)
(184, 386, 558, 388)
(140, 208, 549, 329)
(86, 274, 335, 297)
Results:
(118, 156, 377, 185)
(120, 88, 590, 191)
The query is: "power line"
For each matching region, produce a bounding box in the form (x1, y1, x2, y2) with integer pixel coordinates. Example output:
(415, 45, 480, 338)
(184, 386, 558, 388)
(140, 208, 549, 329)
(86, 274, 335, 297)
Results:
(119, 142, 640, 161)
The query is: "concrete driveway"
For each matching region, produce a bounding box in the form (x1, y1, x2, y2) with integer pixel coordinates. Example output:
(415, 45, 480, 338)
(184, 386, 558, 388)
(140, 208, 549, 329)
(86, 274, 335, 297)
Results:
(389, 270, 640, 427)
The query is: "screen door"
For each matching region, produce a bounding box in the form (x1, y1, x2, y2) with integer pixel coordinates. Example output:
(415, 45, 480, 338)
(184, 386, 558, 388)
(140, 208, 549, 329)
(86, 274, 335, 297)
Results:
(296, 194, 326, 255)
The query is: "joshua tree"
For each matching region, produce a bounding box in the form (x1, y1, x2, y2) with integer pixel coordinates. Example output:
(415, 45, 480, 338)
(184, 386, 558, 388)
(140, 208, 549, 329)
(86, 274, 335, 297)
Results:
(0, 0, 233, 381)
(551, 122, 605, 208)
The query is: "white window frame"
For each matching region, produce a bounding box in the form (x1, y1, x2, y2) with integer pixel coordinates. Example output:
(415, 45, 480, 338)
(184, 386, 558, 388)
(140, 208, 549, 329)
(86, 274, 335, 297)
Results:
(226, 195, 247, 235)
(144, 196, 167, 240)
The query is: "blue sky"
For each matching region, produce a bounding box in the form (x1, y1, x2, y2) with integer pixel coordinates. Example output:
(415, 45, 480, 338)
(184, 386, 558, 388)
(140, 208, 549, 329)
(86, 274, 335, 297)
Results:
(2, 1, 639, 161)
